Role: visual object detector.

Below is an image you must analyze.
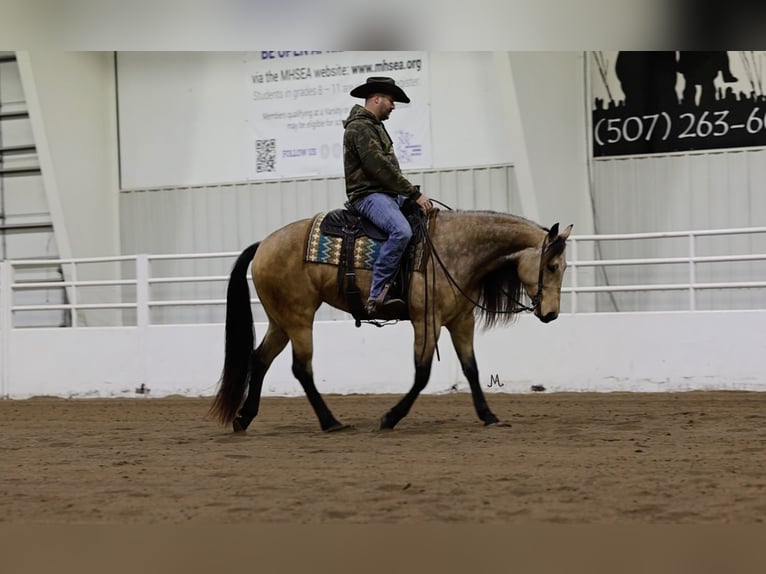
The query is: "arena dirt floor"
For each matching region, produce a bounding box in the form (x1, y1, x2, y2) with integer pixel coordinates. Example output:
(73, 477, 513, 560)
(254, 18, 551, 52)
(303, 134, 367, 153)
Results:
(1, 391, 765, 525)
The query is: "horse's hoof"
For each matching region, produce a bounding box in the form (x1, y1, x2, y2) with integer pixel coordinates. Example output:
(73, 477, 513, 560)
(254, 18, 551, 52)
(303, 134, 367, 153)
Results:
(379, 414, 397, 431)
(232, 417, 249, 433)
(485, 420, 511, 428)
(323, 422, 351, 432)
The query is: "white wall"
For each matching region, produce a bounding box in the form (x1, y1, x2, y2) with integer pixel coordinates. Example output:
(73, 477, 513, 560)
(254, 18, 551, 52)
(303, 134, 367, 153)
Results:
(5, 312, 765, 399)
(117, 52, 519, 189)
(18, 51, 120, 259)
(118, 165, 518, 256)
(428, 52, 514, 170)
(593, 149, 766, 233)
(115, 51, 593, 230)
(117, 52, 251, 190)
(591, 149, 766, 311)
(507, 52, 593, 233)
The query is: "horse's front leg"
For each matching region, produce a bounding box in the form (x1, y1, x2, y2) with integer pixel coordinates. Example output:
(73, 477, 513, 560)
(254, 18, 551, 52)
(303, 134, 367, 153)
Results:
(446, 313, 504, 426)
(379, 318, 439, 430)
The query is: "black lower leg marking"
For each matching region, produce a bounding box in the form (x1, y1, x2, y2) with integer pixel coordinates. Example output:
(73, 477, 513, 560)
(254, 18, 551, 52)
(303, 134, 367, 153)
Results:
(380, 362, 432, 430)
(462, 356, 500, 425)
(232, 353, 269, 432)
(292, 356, 345, 432)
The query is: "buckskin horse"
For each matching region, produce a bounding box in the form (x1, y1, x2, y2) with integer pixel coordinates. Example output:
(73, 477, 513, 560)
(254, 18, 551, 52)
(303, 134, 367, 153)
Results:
(210, 207, 572, 432)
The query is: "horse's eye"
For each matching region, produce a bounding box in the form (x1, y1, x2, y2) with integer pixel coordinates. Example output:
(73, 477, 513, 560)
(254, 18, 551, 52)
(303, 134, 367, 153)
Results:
(546, 264, 558, 273)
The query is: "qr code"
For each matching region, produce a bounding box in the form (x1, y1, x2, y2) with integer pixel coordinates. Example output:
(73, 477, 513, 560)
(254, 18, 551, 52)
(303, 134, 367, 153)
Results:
(255, 139, 276, 173)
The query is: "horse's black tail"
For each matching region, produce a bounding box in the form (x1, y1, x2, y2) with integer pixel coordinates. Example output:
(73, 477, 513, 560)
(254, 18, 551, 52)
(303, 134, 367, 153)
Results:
(209, 242, 260, 425)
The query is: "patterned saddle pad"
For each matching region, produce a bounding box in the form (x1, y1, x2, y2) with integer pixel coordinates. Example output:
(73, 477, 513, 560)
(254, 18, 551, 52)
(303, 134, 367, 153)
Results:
(305, 212, 382, 270)
(304, 211, 429, 271)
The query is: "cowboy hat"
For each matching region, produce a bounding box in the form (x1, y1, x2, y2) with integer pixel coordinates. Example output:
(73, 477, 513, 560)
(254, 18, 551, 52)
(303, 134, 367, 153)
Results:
(349, 76, 410, 103)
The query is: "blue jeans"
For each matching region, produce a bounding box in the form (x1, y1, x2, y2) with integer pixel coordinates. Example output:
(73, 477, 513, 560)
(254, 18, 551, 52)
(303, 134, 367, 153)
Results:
(353, 193, 412, 301)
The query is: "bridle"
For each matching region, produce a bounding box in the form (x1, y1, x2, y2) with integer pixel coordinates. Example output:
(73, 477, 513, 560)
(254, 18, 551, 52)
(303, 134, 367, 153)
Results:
(523, 233, 551, 314)
(422, 208, 552, 316)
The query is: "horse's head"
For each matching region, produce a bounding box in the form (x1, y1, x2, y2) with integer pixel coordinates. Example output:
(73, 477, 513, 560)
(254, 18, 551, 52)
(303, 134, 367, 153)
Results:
(516, 223, 572, 323)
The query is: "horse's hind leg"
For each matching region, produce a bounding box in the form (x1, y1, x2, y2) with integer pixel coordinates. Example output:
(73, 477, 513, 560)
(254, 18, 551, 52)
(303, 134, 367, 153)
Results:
(233, 322, 289, 432)
(290, 326, 348, 432)
(446, 314, 502, 426)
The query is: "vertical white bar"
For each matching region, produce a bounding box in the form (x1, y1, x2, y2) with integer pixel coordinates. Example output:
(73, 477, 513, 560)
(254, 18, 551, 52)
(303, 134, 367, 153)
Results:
(0, 262, 11, 397)
(135, 255, 149, 389)
(69, 261, 78, 327)
(689, 233, 696, 311)
(136, 255, 149, 329)
(569, 239, 578, 314)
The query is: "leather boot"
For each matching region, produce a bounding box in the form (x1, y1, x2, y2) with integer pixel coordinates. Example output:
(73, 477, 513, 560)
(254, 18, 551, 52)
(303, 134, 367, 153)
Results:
(366, 284, 407, 319)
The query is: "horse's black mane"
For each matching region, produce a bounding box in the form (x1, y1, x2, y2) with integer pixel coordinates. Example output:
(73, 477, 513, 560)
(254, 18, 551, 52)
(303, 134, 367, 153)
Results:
(476, 263, 526, 328)
(443, 210, 543, 328)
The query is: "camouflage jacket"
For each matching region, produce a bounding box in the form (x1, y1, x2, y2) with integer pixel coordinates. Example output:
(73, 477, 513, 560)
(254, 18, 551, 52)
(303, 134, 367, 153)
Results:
(342, 104, 421, 204)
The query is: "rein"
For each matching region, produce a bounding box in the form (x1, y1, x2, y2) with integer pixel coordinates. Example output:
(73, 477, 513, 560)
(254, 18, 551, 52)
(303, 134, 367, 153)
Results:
(362, 199, 550, 363)
(420, 205, 549, 317)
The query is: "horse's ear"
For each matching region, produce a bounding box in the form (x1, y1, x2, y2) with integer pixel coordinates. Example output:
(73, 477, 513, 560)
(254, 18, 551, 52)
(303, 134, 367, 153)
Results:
(547, 223, 559, 240)
(560, 224, 573, 240)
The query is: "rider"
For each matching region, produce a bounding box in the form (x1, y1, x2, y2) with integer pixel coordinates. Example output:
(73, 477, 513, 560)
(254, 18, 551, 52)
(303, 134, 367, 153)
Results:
(342, 76, 433, 317)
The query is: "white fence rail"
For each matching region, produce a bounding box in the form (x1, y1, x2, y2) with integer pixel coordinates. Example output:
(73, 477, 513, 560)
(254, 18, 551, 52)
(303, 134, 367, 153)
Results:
(1, 226, 766, 329)
(567, 226, 766, 313)
(2, 253, 251, 327)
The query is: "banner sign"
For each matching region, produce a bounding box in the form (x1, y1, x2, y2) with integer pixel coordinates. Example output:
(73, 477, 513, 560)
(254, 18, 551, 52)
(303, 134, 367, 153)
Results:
(245, 51, 430, 179)
(591, 51, 766, 157)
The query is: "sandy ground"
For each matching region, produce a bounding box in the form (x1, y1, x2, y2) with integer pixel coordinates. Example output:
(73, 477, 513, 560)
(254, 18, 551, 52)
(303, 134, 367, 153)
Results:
(1, 391, 765, 524)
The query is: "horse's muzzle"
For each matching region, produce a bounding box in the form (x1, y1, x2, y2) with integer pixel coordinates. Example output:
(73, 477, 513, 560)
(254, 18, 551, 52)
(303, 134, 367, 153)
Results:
(539, 311, 558, 323)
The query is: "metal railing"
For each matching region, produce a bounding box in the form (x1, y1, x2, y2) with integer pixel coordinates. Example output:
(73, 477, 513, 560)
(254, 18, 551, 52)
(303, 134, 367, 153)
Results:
(1, 226, 766, 329)
(565, 226, 766, 313)
(0, 253, 260, 329)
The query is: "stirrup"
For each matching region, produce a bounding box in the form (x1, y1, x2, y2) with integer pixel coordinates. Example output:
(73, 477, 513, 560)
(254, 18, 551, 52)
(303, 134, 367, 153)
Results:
(366, 284, 407, 319)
